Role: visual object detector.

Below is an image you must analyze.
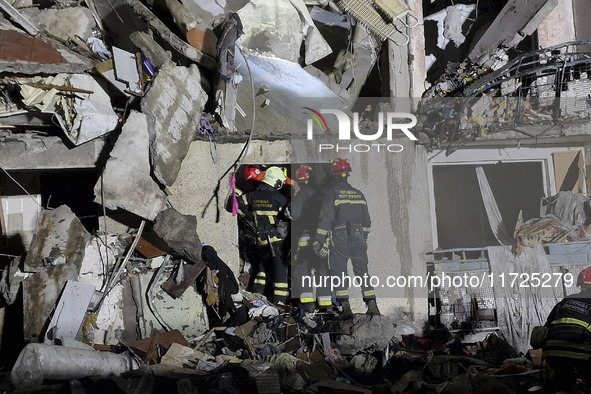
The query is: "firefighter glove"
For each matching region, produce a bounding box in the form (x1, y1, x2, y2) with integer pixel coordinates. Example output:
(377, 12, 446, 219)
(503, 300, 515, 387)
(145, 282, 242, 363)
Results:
(314, 239, 329, 258)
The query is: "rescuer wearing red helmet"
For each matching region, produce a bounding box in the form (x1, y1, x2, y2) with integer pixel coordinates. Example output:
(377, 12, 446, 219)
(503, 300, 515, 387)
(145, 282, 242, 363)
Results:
(541, 266, 591, 392)
(237, 167, 290, 303)
(291, 165, 332, 314)
(314, 158, 380, 318)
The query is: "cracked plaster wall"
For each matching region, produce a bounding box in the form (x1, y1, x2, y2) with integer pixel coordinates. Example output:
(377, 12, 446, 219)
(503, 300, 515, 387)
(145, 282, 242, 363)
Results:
(172, 139, 431, 322)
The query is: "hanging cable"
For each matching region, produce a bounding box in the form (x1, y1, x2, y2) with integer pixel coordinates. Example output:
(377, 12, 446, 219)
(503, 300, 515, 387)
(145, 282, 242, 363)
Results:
(201, 46, 257, 222)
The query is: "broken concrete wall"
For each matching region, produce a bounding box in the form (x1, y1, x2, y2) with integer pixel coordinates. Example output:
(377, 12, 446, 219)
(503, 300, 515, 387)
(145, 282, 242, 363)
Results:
(170, 138, 431, 322)
(388, 0, 426, 101)
(23, 205, 90, 272)
(94, 111, 167, 221)
(537, 0, 576, 47)
(0, 135, 104, 170)
(572, 0, 591, 48)
(20, 7, 97, 42)
(153, 208, 201, 263)
(168, 140, 293, 277)
(237, 0, 331, 64)
(469, 0, 559, 64)
(23, 260, 84, 340)
(138, 266, 208, 340)
(141, 62, 208, 187)
(21, 206, 91, 339)
(291, 138, 432, 321)
(537, 0, 591, 52)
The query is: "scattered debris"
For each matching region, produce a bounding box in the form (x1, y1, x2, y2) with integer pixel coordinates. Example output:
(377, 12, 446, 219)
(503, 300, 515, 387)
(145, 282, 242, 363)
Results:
(0, 0, 589, 393)
(141, 62, 208, 186)
(44, 281, 97, 345)
(94, 110, 168, 221)
(153, 208, 202, 263)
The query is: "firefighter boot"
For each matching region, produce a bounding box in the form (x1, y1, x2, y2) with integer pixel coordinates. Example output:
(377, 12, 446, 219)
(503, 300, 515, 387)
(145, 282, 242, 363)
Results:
(337, 300, 353, 320)
(366, 299, 381, 316)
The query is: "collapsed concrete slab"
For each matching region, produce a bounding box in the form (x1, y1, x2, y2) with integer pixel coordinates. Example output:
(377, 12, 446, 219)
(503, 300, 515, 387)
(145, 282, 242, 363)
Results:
(129, 31, 171, 68)
(23, 205, 90, 273)
(20, 7, 97, 42)
(0, 25, 93, 74)
(237, 0, 331, 64)
(43, 280, 96, 345)
(469, 0, 559, 65)
(122, 0, 216, 70)
(141, 62, 208, 186)
(234, 51, 348, 137)
(152, 208, 202, 263)
(23, 257, 84, 340)
(94, 110, 168, 221)
(0, 134, 105, 170)
(323, 314, 395, 355)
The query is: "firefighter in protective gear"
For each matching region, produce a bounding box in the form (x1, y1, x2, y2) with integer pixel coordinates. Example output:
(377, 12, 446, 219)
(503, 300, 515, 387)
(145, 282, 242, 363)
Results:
(314, 158, 380, 318)
(291, 165, 332, 313)
(244, 165, 293, 188)
(542, 266, 591, 392)
(238, 166, 290, 303)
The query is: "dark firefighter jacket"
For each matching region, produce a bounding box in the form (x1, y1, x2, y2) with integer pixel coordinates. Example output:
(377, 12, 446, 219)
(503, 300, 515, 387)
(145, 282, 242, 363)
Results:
(543, 292, 591, 360)
(238, 183, 288, 245)
(291, 184, 324, 242)
(315, 178, 371, 244)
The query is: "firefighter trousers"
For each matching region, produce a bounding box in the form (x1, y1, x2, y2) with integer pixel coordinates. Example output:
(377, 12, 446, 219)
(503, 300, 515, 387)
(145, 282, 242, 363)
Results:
(292, 244, 331, 308)
(251, 240, 288, 303)
(329, 230, 375, 302)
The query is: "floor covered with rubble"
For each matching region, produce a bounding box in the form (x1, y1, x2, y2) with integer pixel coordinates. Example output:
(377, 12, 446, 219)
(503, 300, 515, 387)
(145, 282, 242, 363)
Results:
(1, 0, 591, 392)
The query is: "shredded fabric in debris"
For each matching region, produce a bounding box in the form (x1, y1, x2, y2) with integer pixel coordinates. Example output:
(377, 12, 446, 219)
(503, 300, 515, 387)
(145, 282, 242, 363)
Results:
(488, 245, 561, 354)
(197, 115, 217, 163)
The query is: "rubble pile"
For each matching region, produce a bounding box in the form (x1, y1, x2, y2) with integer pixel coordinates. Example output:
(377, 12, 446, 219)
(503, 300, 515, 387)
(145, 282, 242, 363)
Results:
(0, 0, 411, 389)
(0, 0, 590, 391)
(0, 199, 558, 392)
(417, 41, 591, 154)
